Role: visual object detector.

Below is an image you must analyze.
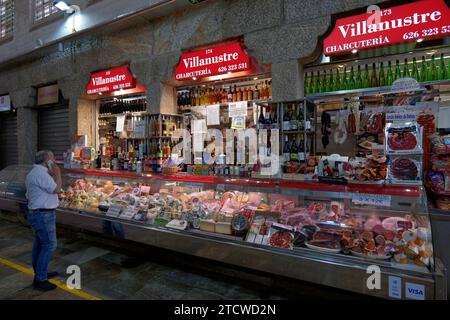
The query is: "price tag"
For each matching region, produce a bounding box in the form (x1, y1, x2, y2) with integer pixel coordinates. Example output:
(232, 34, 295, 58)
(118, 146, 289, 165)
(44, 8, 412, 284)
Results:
(120, 207, 139, 220)
(352, 193, 391, 207)
(106, 204, 123, 218)
(228, 101, 248, 118)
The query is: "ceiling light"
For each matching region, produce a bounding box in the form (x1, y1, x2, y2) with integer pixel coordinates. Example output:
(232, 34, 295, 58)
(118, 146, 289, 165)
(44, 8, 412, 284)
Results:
(253, 77, 258, 80)
(416, 38, 424, 43)
(351, 49, 358, 54)
(426, 50, 437, 55)
(192, 77, 197, 80)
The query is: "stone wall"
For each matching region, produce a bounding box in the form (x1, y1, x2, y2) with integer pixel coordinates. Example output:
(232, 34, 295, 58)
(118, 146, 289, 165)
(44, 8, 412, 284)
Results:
(0, 0, 386, 164)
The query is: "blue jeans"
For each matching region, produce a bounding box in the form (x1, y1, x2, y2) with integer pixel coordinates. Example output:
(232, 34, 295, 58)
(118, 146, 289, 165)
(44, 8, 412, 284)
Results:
(27, 210, 57, 282)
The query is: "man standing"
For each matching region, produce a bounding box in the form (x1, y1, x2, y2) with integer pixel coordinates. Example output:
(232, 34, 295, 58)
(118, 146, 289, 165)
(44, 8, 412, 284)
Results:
(25, 150, 61, 291)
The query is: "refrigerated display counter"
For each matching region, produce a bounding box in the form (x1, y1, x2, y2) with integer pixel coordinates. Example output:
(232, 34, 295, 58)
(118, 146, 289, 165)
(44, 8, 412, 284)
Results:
(0, 165, 446, 300)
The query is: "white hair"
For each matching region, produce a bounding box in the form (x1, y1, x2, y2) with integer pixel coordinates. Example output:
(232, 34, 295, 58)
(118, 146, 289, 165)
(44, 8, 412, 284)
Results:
(35, 150, 53, 164)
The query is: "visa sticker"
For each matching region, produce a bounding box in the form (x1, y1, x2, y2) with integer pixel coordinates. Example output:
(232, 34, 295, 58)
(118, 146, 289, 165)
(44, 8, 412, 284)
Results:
(405, 282, 425, 300)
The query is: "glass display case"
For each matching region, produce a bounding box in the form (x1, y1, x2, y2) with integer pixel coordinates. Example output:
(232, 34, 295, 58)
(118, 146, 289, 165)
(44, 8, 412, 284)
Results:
(0, 165, 446, 299)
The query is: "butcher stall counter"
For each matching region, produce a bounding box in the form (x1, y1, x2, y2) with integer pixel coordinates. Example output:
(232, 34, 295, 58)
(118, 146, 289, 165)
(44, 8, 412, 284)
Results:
(0, 165, 447, 300)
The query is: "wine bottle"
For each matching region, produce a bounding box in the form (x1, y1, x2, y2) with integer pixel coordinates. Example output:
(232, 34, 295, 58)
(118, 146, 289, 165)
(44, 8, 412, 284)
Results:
(283, 136, 290, 163)
(411, 57, 419, 81)
(355, 65, 363, 89)
(313, 71, 320, 93)
(447, 56, 450, 80)
(334, 69, 341, 92)
(328, 69, 334, 92)
(341, 67, 348, 90)
(438, 53, 446, 80)
(348, 66, 356, 90)
(283, 105, 291, 131)
(290, 138, 299, 162)
(420, 56, 427, 82)
(370, 63, 378, 87)
(363, 64, 370, 88)
(290, 104, 298, 131)
(427, 55, 437, 81)
(403, 58, 410, 78)
(320, 71, 327, 93)
(379, 62, 386, 87)
(265, 106, 272, 125)
(304, 73, 310, 95)
(394, 60, 401, 81)
(297, 103, 305, 130)
(298, 137, 305, 162)
(258, 105, 265, 129)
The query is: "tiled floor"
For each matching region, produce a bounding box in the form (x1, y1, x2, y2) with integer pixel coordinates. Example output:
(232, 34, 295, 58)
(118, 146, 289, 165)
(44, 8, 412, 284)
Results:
(0, 219, 371, 300)
(0, 219, 289, 300)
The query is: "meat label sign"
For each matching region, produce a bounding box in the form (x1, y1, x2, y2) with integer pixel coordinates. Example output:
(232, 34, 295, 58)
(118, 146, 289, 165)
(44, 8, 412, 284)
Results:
(86, 65, 136, 95)
(175, 42, 251, 81)
(324, 0, 450, 56)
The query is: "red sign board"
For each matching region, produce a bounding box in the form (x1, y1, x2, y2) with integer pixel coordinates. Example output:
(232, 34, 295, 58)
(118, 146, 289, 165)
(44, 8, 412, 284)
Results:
(175, 41, 251, 81)
(86, 65, 136, 95)
(324, 0, 450, 56)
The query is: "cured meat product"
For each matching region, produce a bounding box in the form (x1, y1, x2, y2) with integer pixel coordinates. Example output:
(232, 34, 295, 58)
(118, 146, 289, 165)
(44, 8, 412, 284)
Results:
(307, 240, 341, 250)
(417, 113, 435, 137)
(347, 112, 356, 134)
(366, 113, 385, 133)
(385, 122, 422, 154)
(388, 132, 417, 151)
(313, 230, 342, 242)
(390, 158, 419, 180)
(269, 231, 293, 249)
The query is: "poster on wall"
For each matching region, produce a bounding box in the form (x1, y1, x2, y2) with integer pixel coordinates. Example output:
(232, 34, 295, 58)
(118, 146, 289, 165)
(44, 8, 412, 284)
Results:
(37, 84, 59, 106)
(0, 95, 11, 112)
(323, 0, 450, 56)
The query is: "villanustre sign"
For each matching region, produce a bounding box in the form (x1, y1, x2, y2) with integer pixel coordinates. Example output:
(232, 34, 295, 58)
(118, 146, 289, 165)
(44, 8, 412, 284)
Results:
(324, 0, 450, 56)
(175, 41, 251, 81)
(86, 65, 136, 95)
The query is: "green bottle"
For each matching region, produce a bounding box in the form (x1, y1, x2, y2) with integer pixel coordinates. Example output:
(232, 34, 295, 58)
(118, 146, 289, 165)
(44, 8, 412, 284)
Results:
(304, 72, 309, 95)
(379, 62, 386, 87)
(403, 58, 410, 78)
(394, 60, 401, 81)
(309, 72, 315, 93)
(328, 69, 334, 92)
(370, 63, 378, 87)
(411, 57, 419, 81)
(363, 64, 370, 88)
(334, 69, 341, 92)
(342, 66, 348, 90)
(447, 56, 450, 80)
(427, 55, 437, 81)
(386, 61, 394, 86)
(321, 70, 327, 92)
(438, 53, 446, 80)
(356, 65, 363, 89)
(420, 56, 427, 82)
(349, 66, 356, 90)
(315, 71, 321, 93)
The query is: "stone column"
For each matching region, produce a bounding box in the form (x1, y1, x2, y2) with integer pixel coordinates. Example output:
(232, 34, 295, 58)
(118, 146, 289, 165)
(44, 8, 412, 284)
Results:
(10, 88, 38, 165)
(272, 59, 304, 102)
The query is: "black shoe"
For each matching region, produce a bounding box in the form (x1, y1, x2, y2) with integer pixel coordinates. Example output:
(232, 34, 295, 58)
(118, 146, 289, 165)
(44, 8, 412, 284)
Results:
(33, 280, 57, 292)
(33, 272, 59, 284)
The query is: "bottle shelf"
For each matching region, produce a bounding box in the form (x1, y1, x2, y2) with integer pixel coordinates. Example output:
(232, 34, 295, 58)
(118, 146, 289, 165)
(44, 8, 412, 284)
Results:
(179, 99, 273, 113)
(306, 79, 450, 100)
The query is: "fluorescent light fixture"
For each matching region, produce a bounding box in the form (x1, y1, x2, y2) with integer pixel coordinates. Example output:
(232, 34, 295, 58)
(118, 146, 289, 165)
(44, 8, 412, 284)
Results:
(53, 1, 75, 14)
